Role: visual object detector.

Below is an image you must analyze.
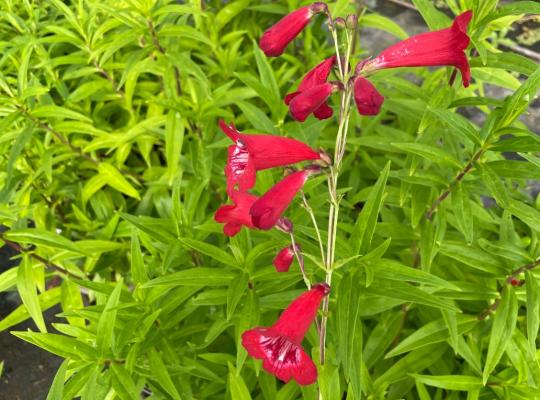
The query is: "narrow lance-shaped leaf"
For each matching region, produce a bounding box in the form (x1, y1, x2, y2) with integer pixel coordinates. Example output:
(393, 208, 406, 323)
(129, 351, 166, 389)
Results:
(17, 255, 46, 332)
(352, 161, 391, 255)
(483, 286, 518, 384)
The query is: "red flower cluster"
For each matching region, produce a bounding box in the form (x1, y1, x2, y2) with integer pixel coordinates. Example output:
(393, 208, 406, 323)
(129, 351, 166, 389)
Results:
(261, 5, 472, 121)
(242, 283, 330, 385)
(215, 121, 321, 237)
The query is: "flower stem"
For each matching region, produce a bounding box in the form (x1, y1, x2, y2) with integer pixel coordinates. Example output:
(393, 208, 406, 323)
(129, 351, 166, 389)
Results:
(289, 231, 311, 289)
(319, 29, 354, 369)
(301, 191, 326, 267)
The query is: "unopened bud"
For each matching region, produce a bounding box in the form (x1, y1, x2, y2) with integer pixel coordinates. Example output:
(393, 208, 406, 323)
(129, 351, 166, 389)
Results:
(346, 14, 358, 30)
(334, 17, 346, 30)
(276, 217, 293, 233)
(310, 2, 329, 14)
(317, 149, 332, 167)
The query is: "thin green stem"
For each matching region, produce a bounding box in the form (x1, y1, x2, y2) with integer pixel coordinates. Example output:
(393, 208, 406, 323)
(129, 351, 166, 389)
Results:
(319, 28, 354, 369)
(301, 192, 326, 267)
(289, 231, 311, 289)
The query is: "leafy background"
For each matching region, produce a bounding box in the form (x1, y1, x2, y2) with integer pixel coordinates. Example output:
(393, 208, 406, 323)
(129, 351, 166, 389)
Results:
(0, 0, 540, 399)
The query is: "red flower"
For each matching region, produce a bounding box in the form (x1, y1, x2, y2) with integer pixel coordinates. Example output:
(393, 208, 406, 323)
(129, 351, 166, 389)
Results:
(214, 191, 258, 237)
(353, 76, 384, 116)
(273, 244, 300, 272)
(363, 11, 473, 87)
(289, 83, 338, 122)
(220, 121, 320, 193)
(250, 169, 317, 230)
(241, 283, 330, 385)
(285, 56, 336, 120)
(260, 3, 328, 57)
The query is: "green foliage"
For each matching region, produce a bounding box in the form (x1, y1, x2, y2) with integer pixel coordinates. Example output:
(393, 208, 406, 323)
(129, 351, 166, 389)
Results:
(0, 0, 539, 399)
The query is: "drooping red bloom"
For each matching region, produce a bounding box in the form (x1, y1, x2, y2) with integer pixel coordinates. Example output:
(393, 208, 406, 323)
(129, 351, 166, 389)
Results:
(214, 191, 258, 237)
(250, 169, 317, 230)
(220, 121, 320, 193)
(363, 11, 473, 87)
(273, 244, 300, 272)
(289, 83, 338, 122)
(260, 3, 327, 57)
(242, 283, 330, 385)
(353, 76, 384, 116)
(285, 56, 336, 120)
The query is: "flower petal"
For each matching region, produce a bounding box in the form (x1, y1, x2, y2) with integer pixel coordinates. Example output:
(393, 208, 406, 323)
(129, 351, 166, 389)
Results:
(353, 76, 384, 116)
(289, 83, 335, 122)
(273, 245, 297, 272)
(250, 170, 310, 230)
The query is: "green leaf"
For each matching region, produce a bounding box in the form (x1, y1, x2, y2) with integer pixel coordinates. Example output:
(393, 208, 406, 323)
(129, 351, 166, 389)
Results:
(411, 374, 484, 391)
(148, 348, 181, 400)
(5, 228, 82, 254)
(96, 280, 123, 356)
(360, 13, 408, 39)
(428, 108, 481, 146)
(351, 161, 390, 255)
(480, 1, 540, 24)
(452, 182, 473, 244)
(130, 230, 148, 284)
(12, 331, 96, 360)
(227, 272, 248, 320)
(0, 287, 60, 332)
(367, 280, 460, 312)
(366, 259, 460, 290)
(392, 143, 462, 169)
(508, 200, 540, 234)
(253, 41, 282, 117)
(228, 364, 252, 399)
(32, 105, 92, 122)
(411, 0, 451, 29)
(165, 111, 184, 185)
(483, 287, 518, 384)
(143, 268, 236, 288)
(17, 255, 46, 332)
(98, 163, 140, 199)
(179, 237, 239, 268)
(526, 270, 540, 354)
(387, 316, 476, 357)
(46, 359, 69, 400)
(478, 163, 510, 208)
(215, 0, 252, 31)
(336, 271, 363, 398)
(110, 364, 140, 400)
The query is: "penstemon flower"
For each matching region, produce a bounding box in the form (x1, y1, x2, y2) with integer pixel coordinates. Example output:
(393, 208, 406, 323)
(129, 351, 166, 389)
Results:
(214, 190, 258, 237)
(360, 11, 473, 87)
(285, 56, 337, 120)
(259, 3, 328, 57)
(288, 82, 340, 122)
(250, 168, 319, 230)
(353, 76, 385, 116)
(273, 244, 300, 272)
(241, 283, 330, 385)
(220, 120, 321, 193)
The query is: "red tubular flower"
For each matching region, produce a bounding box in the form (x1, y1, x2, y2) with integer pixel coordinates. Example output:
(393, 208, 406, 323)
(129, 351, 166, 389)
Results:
(241, 283, 330, 385)
(364, 11, 473, 87)
(220, 121, 320, 192)
(285, 56, 336, 120)
(250, 169, 317, 230)
(260, 3, 327, 57)
(353, 76, 384, 116)
(273, 244, 300, 272)
(214, 191, 258, 237)
(289, 83, 337, 122)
